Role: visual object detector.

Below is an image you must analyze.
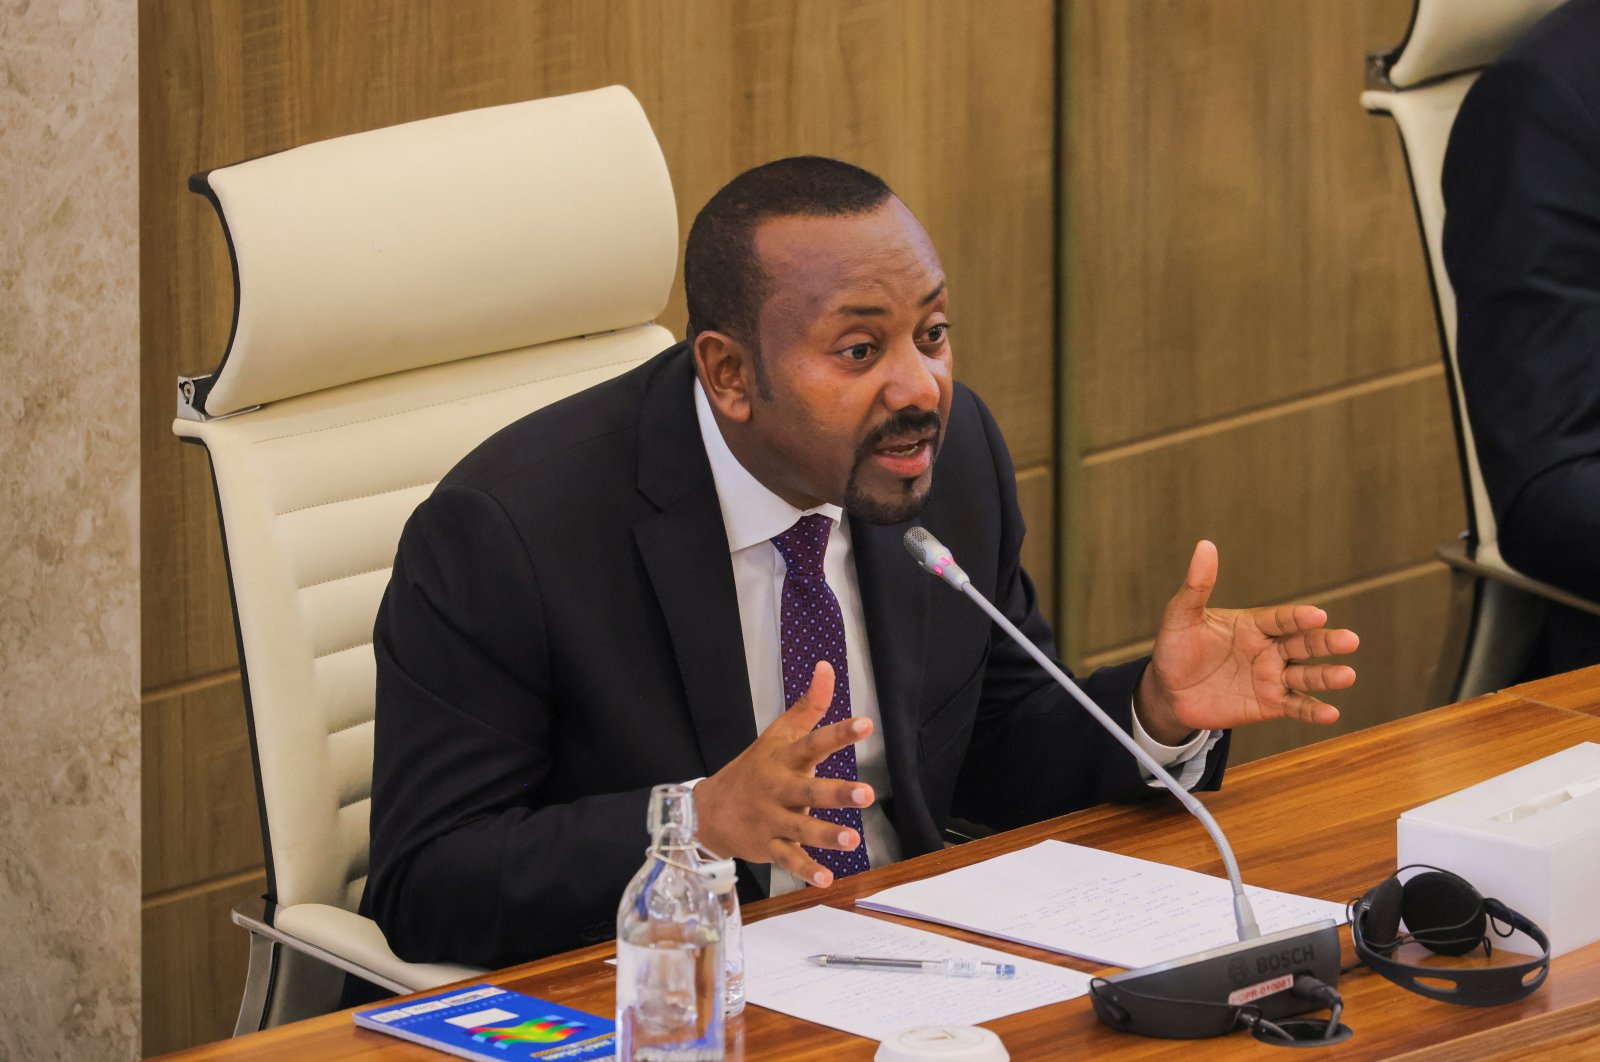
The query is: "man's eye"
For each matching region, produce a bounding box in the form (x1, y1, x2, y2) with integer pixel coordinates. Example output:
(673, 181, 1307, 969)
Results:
(924, 324, 950, 344)
(844, 342, 873, 361)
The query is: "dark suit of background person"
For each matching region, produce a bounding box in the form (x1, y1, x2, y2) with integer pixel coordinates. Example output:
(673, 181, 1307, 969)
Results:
(1443, 0, 1600, 675)
(359, 341, 1229, 969)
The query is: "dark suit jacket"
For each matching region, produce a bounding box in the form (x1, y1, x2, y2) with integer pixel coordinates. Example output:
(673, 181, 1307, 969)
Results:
(1443, 0, 1600, 609)
(362, 342, 1228, 968)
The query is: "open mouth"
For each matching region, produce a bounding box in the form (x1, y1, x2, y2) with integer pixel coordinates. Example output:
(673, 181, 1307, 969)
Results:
(878, 438, 926, 458)
(870, 433, 936, 476)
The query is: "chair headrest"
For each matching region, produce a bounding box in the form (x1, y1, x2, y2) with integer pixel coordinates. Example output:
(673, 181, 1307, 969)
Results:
(1380, 0, 1567, 89)
(190, 85, 676, 417)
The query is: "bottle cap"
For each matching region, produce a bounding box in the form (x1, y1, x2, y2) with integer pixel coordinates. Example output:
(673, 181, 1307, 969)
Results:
(699, 854, 737, 895)
(874, 1026, 1009, 1062)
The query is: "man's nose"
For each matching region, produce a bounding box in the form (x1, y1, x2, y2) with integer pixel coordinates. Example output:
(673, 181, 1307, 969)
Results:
(881, 336, 942, 411)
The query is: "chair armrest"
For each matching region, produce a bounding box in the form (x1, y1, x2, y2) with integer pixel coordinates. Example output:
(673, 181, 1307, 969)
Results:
(232, 898, 483, 996)
(1436, 541, 1600, 618)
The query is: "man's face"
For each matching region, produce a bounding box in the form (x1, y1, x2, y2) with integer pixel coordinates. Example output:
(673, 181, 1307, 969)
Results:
(726, 199, 953, 524)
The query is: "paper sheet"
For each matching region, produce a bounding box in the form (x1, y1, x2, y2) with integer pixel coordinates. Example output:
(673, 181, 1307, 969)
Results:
(742, 905, 1090, 1041)
(857, 840, 1348, 969)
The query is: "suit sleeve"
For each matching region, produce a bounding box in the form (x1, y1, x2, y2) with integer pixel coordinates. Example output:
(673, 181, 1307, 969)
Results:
(950, 396, 1228, 829)
(364, 485, 648, 967)
(1444, 57, 1600, 600)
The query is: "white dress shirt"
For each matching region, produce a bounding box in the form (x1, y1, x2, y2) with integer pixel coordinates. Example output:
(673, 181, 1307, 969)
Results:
(691, 380, 1215, 894)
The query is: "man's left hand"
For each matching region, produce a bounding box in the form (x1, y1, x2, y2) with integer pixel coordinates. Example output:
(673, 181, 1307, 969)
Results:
(1135, 540, 1359, 745)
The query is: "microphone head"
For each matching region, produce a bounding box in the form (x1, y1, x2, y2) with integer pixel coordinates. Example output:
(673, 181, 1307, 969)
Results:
(902, 527, 971, 590)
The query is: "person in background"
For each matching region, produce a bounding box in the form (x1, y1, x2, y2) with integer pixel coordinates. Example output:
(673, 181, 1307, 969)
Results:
(1443, 0, 1600, 675)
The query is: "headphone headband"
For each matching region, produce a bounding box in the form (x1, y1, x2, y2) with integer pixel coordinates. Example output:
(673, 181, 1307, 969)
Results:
(1350, 865, 1550, 1007)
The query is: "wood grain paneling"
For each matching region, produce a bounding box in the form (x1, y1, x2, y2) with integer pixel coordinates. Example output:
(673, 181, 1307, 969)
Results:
(1062, 0, 1434, 450)
(1074, 372, 1461, 653)
(142, 871, 267, 1058)
(1056, 0, 1467, 766)
(143, 678, 264, 896)
(1015, 465, 1055, 625)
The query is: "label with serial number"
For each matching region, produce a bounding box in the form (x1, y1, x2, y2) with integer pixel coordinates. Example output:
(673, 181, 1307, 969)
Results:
(1227, 973, 1295, 1007)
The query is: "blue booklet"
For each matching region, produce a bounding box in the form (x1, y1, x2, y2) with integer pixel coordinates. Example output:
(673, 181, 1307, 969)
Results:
(354, 983, 616, 1061)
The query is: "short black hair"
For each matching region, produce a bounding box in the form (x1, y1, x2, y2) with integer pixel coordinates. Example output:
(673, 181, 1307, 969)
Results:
(684, 156, 894, 350)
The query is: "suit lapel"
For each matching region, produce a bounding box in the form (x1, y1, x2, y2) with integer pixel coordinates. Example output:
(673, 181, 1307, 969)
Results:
(634, 346, 757, 774)
(851, 515, 939, 851)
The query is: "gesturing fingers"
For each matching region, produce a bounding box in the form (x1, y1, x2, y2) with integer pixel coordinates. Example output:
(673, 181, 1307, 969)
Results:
(700, 654, 880, 879)
(1253, 602, 1331, 637)
(1278, 689, 1341, 726)
(1281, 662, 1357, 693)
(774, 660, 836, 739)
(790, 715, 872, 772)
(768, 812, 865, 888)
(1164, 540, 1219, 627)
(769, 840, 836, 889)
(775, 774, 873, 813)
(1276, 627, 1361, 661)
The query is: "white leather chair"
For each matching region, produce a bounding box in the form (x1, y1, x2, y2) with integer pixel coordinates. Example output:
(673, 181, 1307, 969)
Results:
(1361, 0, 1600, 700)
(171, 86, 679, 1032)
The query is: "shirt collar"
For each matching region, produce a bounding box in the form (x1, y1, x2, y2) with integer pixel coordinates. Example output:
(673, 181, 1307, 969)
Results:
(694, 377, 844, 554)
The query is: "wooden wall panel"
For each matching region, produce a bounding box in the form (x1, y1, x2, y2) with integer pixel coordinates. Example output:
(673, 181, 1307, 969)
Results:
(142, 872, 267, 1058)
(142, 679, 262, 896)
(1058, 0, 1464, 763)
(1077, 371, 1460, 653)
(140, 2, 244, 692)
(1016, 466, 1056, 624)
(1063, 0, 1437, 452)
(140, 1, 1058, 1051)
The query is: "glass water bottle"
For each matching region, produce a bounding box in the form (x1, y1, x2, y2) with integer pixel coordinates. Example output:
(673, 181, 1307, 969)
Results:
(616, 784, 726, 1061)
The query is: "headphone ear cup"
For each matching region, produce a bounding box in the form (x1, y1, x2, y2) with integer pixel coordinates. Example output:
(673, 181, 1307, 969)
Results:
(1360, 875, 1405, 956)
(1401, 870, 1486, 957)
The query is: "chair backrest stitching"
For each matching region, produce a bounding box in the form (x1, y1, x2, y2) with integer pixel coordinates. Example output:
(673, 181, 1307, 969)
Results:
(250, 351, 647, 445)
(298, 564, 394, 593)
(276, 480, 437, 519)
(315, 639, 373, 662)
(327, 717, 373, 739)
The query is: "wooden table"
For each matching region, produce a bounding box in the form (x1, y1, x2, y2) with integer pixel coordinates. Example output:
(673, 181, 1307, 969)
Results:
(151, 667, 1600, 1060)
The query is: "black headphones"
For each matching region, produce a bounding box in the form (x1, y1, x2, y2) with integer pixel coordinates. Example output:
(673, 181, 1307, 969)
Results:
(1349, 865, 1550, 1006)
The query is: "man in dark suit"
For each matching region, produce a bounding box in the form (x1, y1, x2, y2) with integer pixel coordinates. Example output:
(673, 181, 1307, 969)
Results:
(1443, 0, 1600, 675)
(364, 157, 1358, 968)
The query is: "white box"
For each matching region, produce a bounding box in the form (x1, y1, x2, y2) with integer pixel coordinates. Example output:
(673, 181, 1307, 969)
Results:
(1397, 742, 1600, 958)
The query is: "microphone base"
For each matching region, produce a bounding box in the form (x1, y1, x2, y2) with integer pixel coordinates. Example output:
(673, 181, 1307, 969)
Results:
(1090, 920, 1342, 1039)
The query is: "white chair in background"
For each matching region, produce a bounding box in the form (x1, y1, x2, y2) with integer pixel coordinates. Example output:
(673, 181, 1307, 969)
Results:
(171, 85, 679, 1031)
(1361, 0, 1600, 700)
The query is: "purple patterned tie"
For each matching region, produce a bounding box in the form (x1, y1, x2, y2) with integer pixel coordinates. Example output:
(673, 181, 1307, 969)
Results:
(772, 513, 871, 879)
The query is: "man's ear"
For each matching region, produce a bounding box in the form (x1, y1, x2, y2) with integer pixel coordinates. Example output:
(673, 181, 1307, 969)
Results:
(693, 331, 754, 423)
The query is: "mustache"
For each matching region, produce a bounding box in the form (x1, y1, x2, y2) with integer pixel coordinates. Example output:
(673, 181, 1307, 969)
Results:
(858, 410, 943, 458)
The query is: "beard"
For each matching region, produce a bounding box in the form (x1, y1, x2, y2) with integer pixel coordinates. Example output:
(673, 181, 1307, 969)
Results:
(843, 409, 942, 525)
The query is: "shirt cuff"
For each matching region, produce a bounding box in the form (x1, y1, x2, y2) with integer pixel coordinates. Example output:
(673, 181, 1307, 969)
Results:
(1130, 698, 1220, 790)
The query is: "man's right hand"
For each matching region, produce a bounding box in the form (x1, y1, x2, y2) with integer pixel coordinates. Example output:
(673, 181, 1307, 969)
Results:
(693, 660, 873, 887)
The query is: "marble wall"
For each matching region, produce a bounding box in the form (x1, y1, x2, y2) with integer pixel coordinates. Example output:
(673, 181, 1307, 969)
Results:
(0, 0, 141, 1058)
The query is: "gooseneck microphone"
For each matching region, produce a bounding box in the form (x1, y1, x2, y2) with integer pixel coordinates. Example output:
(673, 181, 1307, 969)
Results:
(903, 527, 1343, 1041)
(903, 526, 1259, 938)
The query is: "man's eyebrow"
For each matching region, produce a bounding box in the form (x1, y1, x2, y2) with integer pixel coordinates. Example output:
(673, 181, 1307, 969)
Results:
(832, 281, 947, 318)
